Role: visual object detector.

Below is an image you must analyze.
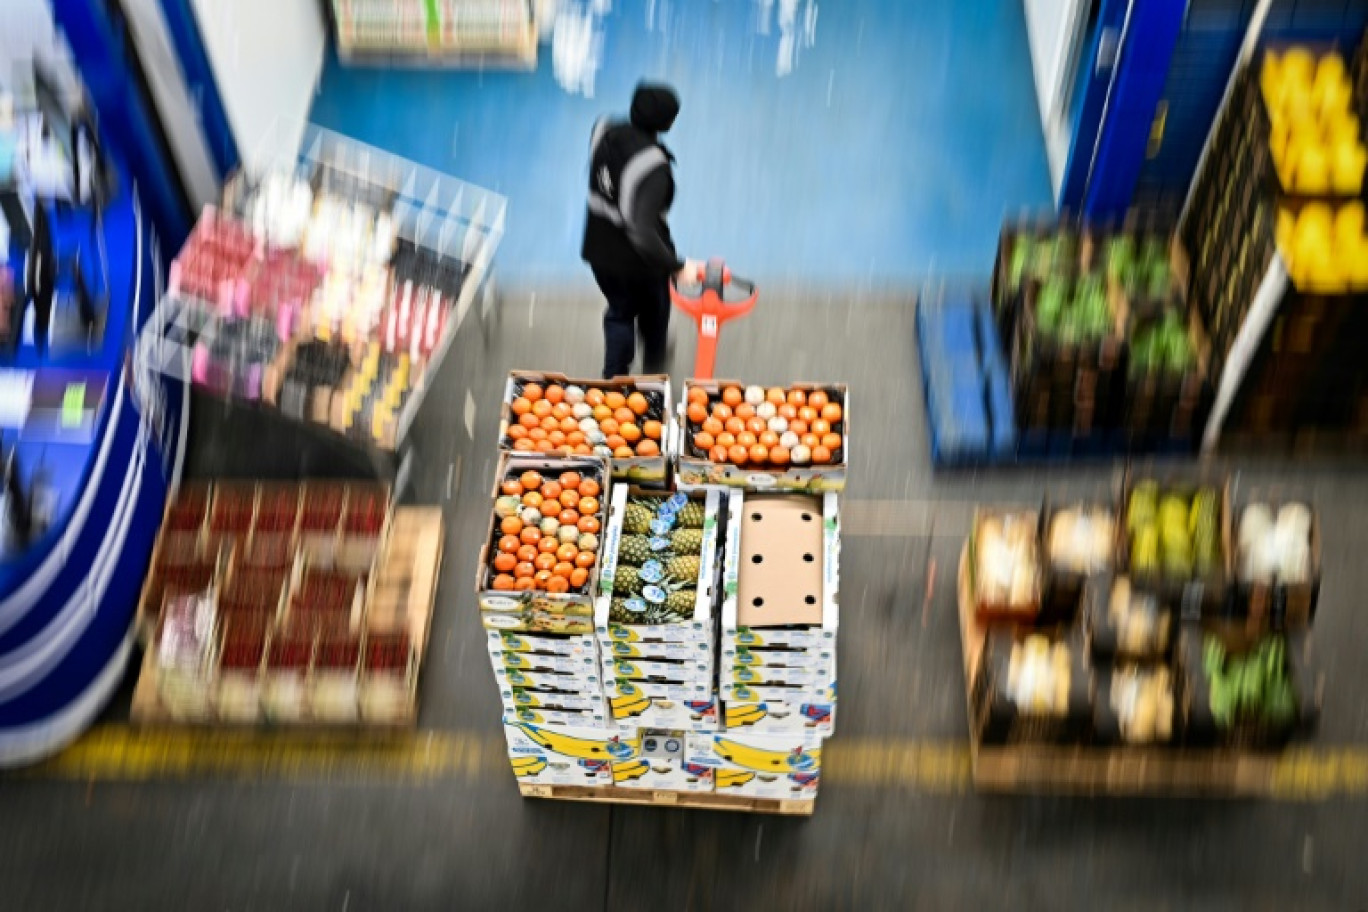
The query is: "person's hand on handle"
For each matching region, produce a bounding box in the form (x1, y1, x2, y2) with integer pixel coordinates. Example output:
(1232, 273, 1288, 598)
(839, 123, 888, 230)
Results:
(676, 259, 705, 286)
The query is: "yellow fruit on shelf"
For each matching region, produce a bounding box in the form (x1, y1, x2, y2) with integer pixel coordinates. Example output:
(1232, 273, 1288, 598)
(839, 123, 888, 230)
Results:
(1331, 140, 1367, 195)
(1280, 47, 1317, 89)
(1295, 143, 1331, 193)
(1333, 202, 1364, 244)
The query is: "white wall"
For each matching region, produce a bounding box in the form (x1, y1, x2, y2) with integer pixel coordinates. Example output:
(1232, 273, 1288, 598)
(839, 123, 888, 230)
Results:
(189, 0, 327, 174)
(1023, 0, 1090, 199)
(0, 0, 83, 105)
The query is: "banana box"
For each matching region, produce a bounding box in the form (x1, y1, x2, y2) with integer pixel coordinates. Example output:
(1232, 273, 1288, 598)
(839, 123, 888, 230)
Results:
(487, 630, 598, 657)
(721, 643, 836, 678)
(720, 490, 840, 652)
(490, 647, 599, 677)
(722, 700, 836, 736)
(492, 665, 603, 693)
(594, 486, 722, 644)
(604, 676, 711, 701)
(610, 730, 714, 792)
(480, 601, 595, 636)
(720, 669, 837, 704)
(503, 719, 641, 788)
(725, 663, 829, 687)
(506, 704, 609, 728)
(685, 731, 823, 800)
(602, 637, 714, 663)
(608, 685, 720, 731)
(499, 685, 608, 715)
(601, 656, 713, 684)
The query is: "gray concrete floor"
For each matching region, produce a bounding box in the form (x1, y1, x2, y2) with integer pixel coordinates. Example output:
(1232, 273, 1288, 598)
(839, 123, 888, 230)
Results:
(3, 281, 1368, 910)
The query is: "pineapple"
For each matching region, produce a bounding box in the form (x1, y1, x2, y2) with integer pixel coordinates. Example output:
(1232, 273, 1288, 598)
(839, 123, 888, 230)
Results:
(609, 598, 637, 624)
(623, 502, 653, 534)
(677, 501, 705, 529)
(612, 564, 644, 595)
(665, 554, 700, 584)
(665, 588, 697, 617)
(618, 535, 653, 565)
(670, 528, 703, 555)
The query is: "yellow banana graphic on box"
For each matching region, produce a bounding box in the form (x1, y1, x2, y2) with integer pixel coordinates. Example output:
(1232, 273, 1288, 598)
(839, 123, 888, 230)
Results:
(611, 759, 650, 784)
(515, 724, 635, 761)
(509, 755, 548, 777)
(714, 768, 755, 789)
(713, 737, 820, 772)
(723, 703, 768, 727)
(610, 684, 651, 718)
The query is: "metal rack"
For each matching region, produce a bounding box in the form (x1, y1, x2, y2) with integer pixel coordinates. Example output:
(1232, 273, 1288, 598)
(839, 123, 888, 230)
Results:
(135, 123, 506, 491)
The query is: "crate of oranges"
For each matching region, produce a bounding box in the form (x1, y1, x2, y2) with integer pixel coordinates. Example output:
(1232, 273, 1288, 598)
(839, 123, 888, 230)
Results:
(676, 381, 849, 493)
(498, 371, 672, 484)
(477, 454, 611, 626)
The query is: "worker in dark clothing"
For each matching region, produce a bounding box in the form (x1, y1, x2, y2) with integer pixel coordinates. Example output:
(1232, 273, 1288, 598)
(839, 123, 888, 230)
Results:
(21, 201, 56, 356)
(582, 82, 701, 379)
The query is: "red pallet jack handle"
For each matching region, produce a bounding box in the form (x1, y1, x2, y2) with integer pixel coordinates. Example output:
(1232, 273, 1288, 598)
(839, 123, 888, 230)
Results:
(669, 258, 758, 380)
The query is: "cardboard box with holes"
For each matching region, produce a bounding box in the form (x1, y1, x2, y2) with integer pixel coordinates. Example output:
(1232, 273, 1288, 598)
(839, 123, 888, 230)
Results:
(718, 490, 840, 733)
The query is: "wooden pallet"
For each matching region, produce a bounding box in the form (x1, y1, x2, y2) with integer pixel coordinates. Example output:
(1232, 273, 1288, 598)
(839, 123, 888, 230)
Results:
(129, 508, 444, 729)
(518, 783, 815, 816)
(956, 543, 1279, 796)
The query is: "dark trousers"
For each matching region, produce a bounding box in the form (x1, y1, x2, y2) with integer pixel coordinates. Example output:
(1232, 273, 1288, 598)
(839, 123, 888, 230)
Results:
(592, 267, 669, 379)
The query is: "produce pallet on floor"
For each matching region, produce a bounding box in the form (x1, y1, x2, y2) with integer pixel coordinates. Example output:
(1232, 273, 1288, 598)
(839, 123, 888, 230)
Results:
(129, 508, 444, 729)
(517, 783, 815, 816)
(955, 545, 1278, 796)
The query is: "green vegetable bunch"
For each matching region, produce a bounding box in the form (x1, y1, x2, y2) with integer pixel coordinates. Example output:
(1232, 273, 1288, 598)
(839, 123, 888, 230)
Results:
(1130, 310, 1195, 377)
(1203, 635, 1298, 728)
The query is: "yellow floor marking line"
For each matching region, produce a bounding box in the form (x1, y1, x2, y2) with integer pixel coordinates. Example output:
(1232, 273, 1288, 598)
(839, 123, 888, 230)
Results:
(8, 726, 1368, 800)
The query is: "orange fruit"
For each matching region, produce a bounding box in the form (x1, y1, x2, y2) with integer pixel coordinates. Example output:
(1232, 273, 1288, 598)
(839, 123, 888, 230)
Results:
(531, 399, 552, 418)
(545, 385, 565, 404)
(528, 428, 548, 442)
(821, 432, 842, 450)
(500, 516, 523, 536)
(492, 573, 515, 591)
(822, 403, 843, 422)
(749, 444, 770, 463)
(778, 403, 798, 420)
(621, 423, 642, 443)
(539, 416, 559, 433)
(507, 424, 527, 440)
(592, 404, 613, 422)
(737, 432, 758, 448)
(577, 516, 600, 534)
(798, 407, 818, 423)
(789, 419, 809, 436)
(600, 418, 620, 436)
(534, 440, 555, 453)
(499, 535, 521, 554)
(605, 391, 627, 410)
(809, 390, 829, 409)
(519, 527, 542, 545)
(534, 552, 557, 571)
(716, 432, 736, 448)
(724, 417, 745, 435)
(520, 471, 543, 490)
(559, 489, 581, 508)
(746, 417, 767, 435)
(765, 387, 785, 404)
(643, 420, 663, 440)
(787, 389, 807, 406)
(513, 438, 535, 451)
(759, 431, 779, 448)
(802, 433, 820, 449)
(523, 383, 544, 402)
(770, 446, 790, 465)
(566, 431, 586, 446)
(557, 542, 578, 562)
(627, 392, 649, 415)
(579, 479, 600, 498)
(516, 544, 538, 563)
(548, 431, 566, 447)
(559, 472, 581, 490)
(735, 403, 756, 420)
(687, 403, 708, 424)
(546, 575, 570, 594)
(695, 431, 715, 450)
(511, 397, 532, 415)
(534, 570, 555, 590)
(553, 561, 575, 579)
(811, 419, 831, 436)
(637, 439, 659, 456)
(702, 417, 724, 436)
(540, 481, 563, 501)
(514, 577, 536, 591)
(687, 386, 708, 406)
(605, 434, 626, 451)
(710, 445, 729, 463)
(713, 403, 734, 421)
(579, 496, 600, 516)
(519, 412, 540, 430)
(722, 387, 743, 406)
(502, 479, 523, 496)
(570, 567, 590, 588)
(551, 402, 572, 420)
(574, 444, 592, 455)
(585, 388, 606, 406)
(574, 549, 597, 567)
(515, 561, 536, 579)
(558, 417, 577, 433)
(559, 509, 581, 526)
(538, 537, 559, 554)
(812, 445, 832, 464)
(558, 446, 574, 456)
(521, 491, 544, 509)
(614, 407, 635, 425)
(728, 445, 749, 465)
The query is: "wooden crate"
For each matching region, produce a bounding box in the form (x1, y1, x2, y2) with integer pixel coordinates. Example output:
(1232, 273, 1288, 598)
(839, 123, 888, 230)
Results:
(130, 507, 443, 729)
(956, 543, 1279, 796)
(517, 783, 815, 816)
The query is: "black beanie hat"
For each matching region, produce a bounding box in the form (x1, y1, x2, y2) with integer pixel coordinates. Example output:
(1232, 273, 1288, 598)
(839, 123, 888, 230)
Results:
(630, 83, 680, 133)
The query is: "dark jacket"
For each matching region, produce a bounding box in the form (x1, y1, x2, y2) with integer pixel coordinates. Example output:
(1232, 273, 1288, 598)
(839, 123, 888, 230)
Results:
(581, 121, 682, 279)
